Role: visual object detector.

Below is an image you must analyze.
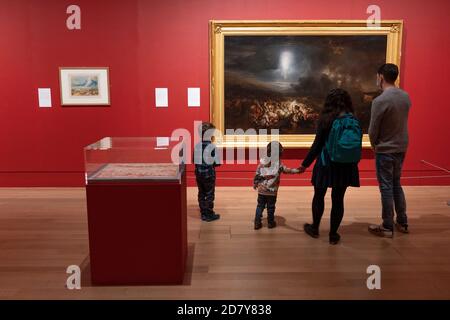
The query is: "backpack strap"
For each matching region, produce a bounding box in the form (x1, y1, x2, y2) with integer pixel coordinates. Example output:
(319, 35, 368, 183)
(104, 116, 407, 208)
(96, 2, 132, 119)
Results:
(321, 148, 327, 166)
(320, 142, 331, 167)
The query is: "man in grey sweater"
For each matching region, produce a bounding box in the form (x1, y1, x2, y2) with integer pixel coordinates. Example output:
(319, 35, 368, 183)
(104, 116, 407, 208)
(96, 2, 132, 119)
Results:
(368, 63, 411, 238)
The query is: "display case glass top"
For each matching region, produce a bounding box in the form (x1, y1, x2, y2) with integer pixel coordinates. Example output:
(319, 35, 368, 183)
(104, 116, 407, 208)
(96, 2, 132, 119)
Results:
(84, 137, 185, 183)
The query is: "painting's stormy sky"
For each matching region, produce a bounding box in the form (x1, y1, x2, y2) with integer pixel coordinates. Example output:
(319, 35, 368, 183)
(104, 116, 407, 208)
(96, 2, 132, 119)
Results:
(224, 35, 388, 134)
(225, 35, 387, 96)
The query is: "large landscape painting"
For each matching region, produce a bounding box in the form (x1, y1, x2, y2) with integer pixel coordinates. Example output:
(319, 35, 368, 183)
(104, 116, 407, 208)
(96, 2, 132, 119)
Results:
(224, 35, 387, 134)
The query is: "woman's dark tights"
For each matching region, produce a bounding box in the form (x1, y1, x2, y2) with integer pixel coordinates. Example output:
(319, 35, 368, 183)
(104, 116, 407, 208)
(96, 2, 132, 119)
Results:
(312, 186, 347, 235)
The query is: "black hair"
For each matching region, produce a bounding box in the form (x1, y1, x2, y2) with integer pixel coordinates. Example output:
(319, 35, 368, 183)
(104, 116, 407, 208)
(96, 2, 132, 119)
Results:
(318, 88, 354, 130)
(266, 141, 284, 158)
(377, 63, 399, 84)
(200, 122, 215, 139)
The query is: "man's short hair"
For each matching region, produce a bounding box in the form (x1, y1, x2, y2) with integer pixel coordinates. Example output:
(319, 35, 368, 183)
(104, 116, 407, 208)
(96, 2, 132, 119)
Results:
(378, 63, 399, 84)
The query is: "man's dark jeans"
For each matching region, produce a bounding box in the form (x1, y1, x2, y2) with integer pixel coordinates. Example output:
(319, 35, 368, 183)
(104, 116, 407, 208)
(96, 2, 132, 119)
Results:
(255, 194, 277, 223)
(375, 152, 408, 230)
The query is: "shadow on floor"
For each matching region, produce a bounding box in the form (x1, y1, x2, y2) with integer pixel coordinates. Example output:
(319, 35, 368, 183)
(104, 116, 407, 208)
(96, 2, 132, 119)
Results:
(273, 212, 450, 240)
(274, 215, 303, 232)
(182, 243, 196, 286)
(80, 243, 196, 287)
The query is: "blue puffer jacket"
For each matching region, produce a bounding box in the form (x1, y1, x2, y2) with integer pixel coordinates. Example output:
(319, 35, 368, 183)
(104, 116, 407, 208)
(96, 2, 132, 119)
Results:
(193, 141, 221, 177)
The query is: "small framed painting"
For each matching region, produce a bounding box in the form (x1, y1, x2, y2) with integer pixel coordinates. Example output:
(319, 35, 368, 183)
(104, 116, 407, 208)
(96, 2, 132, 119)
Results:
(59, 67, 110, 106)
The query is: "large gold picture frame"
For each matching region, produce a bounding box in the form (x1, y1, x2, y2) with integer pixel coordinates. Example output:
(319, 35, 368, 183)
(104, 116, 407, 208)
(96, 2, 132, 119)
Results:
(210, 20, 403, 148)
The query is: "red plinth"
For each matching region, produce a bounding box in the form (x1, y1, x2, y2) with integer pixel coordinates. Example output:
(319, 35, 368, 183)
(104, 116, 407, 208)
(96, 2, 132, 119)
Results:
(86, 172, 187, 285)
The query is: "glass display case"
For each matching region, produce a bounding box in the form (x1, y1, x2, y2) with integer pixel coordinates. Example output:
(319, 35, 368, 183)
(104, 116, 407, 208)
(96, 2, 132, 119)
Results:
(84, 137, 187, 285)
(84, 137, 185, 183)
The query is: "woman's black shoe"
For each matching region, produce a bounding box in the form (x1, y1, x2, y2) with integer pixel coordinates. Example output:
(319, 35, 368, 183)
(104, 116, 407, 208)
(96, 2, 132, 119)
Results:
(329, 233, 341, 245)
(303, 223, 319, 238)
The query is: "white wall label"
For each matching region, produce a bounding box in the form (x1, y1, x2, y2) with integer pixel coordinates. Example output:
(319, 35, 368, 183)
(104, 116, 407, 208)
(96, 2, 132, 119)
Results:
(156, 137, 170, 147)
(188, 87, 200, 107)
(155, 88, 168, 107)
(38, 88, 52, 108)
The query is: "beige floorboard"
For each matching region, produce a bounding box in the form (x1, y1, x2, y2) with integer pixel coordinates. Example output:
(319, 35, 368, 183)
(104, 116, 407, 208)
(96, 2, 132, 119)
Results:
(0, 186, 449, 299)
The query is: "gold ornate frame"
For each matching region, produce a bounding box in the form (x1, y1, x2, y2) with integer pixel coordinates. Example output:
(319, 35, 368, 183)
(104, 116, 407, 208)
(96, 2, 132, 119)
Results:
(210, 20, 403, 148)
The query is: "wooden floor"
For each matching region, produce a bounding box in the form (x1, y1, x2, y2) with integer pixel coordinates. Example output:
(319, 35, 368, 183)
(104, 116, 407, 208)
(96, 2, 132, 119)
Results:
(0, 186, 449, 300)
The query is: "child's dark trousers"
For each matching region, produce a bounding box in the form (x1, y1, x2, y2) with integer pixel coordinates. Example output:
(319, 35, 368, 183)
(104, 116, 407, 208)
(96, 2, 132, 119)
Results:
(196, 170, 216, 216)
(255, 193, 277, 223)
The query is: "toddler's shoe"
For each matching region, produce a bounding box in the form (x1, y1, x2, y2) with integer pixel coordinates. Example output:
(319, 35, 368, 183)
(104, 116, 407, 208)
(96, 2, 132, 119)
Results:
(254, 220, 263, 230)
(268, 220, 277, 229)
(202, 213, 221, 222)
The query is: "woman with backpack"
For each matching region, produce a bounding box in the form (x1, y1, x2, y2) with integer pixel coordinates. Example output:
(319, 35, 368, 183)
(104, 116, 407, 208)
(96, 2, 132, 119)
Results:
(298, 88, 362, 245)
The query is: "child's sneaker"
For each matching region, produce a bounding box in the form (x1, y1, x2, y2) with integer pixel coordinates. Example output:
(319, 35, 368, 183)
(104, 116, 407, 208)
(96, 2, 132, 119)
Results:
(303, 223, 319, 238)
(368, 224, 393, 238)
(267, 220, 277, 229)
(395, 222, 409, 234)
(201, 213, 220, 222)
(254, 220, 263, 230)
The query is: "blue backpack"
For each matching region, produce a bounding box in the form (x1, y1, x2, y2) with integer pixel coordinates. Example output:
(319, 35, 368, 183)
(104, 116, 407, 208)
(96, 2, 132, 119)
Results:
(321, 114, 362, 165)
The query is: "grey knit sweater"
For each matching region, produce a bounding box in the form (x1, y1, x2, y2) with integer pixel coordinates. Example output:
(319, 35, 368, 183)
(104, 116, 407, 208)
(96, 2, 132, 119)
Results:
(369, 87, 411, 154)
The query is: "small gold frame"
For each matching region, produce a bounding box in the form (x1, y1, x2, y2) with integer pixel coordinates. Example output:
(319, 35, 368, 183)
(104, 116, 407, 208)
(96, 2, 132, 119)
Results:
(59, 67, 110, 106)
(210, 20, 403, 148)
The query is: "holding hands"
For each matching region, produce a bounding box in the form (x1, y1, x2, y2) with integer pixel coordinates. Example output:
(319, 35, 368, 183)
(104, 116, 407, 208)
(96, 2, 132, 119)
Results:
(289, 165, 306, 174)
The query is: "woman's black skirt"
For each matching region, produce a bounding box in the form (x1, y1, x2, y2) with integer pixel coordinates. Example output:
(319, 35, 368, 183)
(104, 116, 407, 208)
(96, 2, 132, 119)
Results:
(311, 155, 360, 188)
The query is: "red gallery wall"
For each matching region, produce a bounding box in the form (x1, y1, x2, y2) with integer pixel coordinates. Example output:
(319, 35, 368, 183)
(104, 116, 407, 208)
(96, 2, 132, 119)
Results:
(0, 0, 449, 187)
